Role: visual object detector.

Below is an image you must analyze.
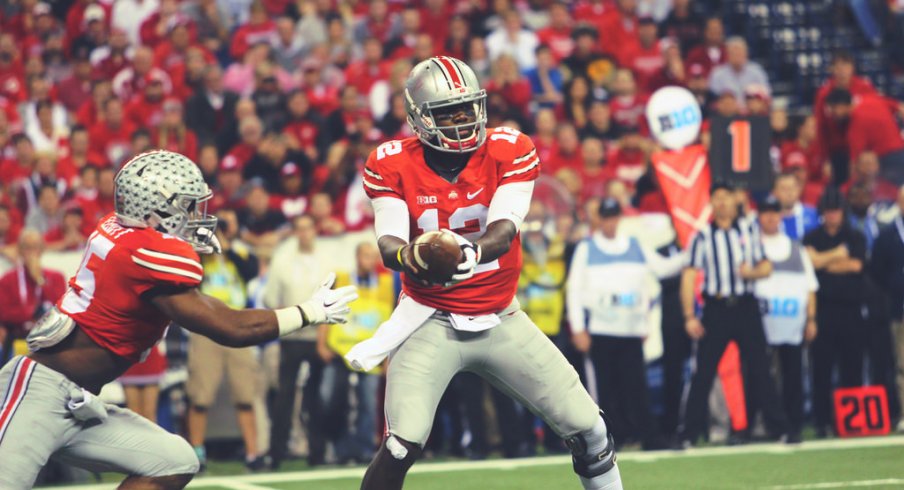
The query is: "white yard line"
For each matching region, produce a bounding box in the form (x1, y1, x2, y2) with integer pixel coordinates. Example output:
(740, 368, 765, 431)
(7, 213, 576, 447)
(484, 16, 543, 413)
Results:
(766, 479, 904, 489)
(40, 434, 904, 489)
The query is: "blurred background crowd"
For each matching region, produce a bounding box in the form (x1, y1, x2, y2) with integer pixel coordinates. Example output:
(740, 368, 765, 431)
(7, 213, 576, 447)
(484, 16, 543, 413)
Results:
(2, 0, 904, 483)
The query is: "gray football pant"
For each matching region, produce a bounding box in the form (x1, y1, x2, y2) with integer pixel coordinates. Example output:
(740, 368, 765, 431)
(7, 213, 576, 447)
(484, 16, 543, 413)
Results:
(385, 302, 599, 447)
(0, 356, 199, 489)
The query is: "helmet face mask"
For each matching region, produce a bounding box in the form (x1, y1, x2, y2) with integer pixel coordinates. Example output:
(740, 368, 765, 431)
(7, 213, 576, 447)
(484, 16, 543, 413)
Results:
(405, 56, 488, 153)
(115, 150, 219, 254)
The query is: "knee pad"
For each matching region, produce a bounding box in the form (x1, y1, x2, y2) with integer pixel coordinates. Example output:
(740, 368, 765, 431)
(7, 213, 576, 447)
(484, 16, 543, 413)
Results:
(565, 410, 617, 479)
(360, 435, 422, 490)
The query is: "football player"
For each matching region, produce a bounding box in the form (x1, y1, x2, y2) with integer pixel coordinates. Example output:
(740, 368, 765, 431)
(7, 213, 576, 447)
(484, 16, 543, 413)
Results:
(0, 150, 357, 489)
(360, 56, 623, 490)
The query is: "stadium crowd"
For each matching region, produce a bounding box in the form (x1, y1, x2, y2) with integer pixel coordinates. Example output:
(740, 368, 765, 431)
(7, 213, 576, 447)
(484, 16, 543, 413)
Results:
(1, 0, 904, 481)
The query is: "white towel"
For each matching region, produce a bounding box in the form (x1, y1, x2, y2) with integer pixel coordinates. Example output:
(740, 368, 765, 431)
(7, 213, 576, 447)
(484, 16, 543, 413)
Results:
(345, 295, 436, 371)
(344, 295, 503, 371)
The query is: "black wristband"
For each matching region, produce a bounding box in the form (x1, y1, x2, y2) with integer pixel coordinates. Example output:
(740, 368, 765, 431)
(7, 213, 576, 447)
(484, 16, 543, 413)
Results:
(297, 305, 309, 327)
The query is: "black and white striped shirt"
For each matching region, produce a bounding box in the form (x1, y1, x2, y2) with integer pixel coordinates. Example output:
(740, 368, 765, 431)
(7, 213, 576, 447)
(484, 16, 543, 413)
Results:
(689, 217, 766, 297)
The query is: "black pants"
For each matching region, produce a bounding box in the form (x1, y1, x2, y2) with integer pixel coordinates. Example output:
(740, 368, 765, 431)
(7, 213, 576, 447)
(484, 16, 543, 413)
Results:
(681, 296, 788, 442)
(773, 344, 805, 434)
(589, 335, 656, 445)
(660, 293, 691, 437)
(268, 340, 325, 466)
(864, 291, 902, 422)
(812, 301, 866, 428)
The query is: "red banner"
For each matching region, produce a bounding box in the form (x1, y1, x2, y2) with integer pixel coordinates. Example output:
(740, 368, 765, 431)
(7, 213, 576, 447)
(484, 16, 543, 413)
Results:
(651, 144, 711, 247)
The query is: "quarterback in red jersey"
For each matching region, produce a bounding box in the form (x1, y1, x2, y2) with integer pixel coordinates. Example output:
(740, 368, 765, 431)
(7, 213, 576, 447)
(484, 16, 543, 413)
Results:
(358, 56, 623, 490)
(0, 150, 357, 490)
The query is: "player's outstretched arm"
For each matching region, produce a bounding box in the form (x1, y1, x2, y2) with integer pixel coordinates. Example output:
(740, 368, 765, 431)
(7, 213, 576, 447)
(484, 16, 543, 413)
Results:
(150, 273, 358, 348)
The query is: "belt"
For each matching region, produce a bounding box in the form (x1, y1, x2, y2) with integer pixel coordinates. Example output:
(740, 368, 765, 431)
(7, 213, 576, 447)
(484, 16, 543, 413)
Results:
(702, 294, 753, 306)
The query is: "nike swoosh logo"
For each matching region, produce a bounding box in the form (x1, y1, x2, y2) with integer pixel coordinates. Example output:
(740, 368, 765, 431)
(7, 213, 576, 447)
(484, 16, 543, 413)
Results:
(467, 188, 484, 200)
(324, 301, 337, 308)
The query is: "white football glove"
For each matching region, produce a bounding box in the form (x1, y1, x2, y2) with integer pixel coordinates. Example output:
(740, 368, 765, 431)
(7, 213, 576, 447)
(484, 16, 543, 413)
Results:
(441, 229, 482, 286)
(299, 272, 359, 325)
(193, 227, 222, 254)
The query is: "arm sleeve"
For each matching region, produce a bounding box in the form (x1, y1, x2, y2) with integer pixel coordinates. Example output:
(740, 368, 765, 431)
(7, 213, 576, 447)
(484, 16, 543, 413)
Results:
(688, 232, 706, 269)
(130, 240, 203, 292)
(372, 196, 410, 242)
(487, 181, 534, 231)
(642, 244, 688, 279)
(565, 241, 589, 333)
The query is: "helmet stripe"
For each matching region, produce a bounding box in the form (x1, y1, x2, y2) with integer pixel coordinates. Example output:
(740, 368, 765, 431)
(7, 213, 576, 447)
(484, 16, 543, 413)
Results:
(430, 58, 453, 90)
(436, 56, 464, 87)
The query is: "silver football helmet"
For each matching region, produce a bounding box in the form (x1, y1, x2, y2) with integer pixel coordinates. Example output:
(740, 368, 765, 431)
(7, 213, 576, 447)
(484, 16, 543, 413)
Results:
(405, 56, 487, 153)
(114, 150, 219, 253)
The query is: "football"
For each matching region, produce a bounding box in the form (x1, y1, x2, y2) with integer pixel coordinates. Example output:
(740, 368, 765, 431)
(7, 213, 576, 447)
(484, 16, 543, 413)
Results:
(409, 230, 463, 285)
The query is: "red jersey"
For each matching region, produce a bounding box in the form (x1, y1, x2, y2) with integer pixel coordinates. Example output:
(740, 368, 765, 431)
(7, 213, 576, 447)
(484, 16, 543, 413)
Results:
(363, 127, 540, 315)
(57, 213, 203, 362)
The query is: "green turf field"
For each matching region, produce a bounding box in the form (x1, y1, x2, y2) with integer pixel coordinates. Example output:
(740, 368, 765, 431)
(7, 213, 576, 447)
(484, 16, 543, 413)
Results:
(47, 435, 904, 490)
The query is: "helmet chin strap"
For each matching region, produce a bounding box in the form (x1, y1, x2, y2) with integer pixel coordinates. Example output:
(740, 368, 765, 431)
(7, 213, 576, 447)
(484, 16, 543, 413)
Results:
(438, 129, 479, 151)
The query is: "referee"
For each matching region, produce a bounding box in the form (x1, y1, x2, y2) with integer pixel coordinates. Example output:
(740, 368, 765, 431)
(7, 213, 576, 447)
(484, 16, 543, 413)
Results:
(679, 182, 789, 446)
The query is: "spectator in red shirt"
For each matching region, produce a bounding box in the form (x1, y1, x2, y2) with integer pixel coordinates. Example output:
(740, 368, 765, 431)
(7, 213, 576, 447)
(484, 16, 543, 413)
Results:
(309, 191, 346, 236)
(125, 72, 168, 129)
(545, 122, 584, 175)
(153, 98, 199, 161)
(485, 55, 533, 118)
(354, 0, 396, 44)
(609, 69, 648, 135)
(0, 134, 37, 189)
(841, 151, 899, 204)
(113, 46, 171, 101)
(536, 2, 574, 62)
(153, 17, 202, 71)
(345, 38, 391, 98)
(0, 33, 26, 104)
(272, 161, 309, 220)
(45, 206, 88, 252)
(75, 79, 112, 128)
(578, 137, 614, 205)
(532, 107, 559, 164)
(139, 0, 182, 48)
(0, 204, 21, 258)
(420, 0, 452, 49)
(89, 97, 135, 167)
(648, 41, 689, 92)
(223, 113, 264, 173)
(283, 90, 323, 164)
(599, 0, 641, 57)
(685, 17, 726, 79)
(55, 54, 93, 113)
(300, 58, 341, 117)
(384, 7, 420, 61)
(0, 229, 66, 348)
(78, 166, 115, 231)
(92, 28, 131, 81)
(824, 88, 904, 185)
(230, 1, 278, 61)
(619, 15, 662, 80)
(209, 157, 245, 213)
(607, 130, 649, 187)
(573, 0, 617, 32)
(781, 115, 827, 188)
(813, 51, 878, 184)
(58, 125, 102, 184)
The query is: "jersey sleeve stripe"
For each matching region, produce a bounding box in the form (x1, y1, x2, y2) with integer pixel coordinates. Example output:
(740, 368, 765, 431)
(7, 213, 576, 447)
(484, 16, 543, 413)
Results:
(135, 248, 203, 272)
(132, 256, 203, 281)
(364, 167, 384, 180)
(513, 148, 537, 164)
(363, 178, 396, 193)
(502, 157, 540, 178)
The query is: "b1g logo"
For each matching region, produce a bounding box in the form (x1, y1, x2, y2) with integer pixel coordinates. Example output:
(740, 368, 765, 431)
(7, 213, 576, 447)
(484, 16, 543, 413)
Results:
(833, 386, 891, 437)
(609, 293, 639, 307)
(657, 106, 701, 133)
(759, 297, 800, 318)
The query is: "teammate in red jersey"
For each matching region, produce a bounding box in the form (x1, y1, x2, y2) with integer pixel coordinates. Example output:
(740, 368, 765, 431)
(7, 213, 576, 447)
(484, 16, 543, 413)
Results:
(0, 150, 357, 490)
(357, 56, 623, 490)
